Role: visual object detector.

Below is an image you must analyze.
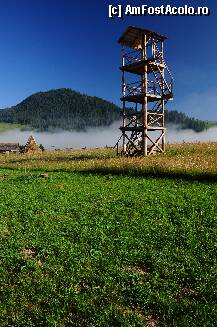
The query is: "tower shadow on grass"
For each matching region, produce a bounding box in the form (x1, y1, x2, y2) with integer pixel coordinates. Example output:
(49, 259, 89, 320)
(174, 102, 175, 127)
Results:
(76, 166, 217, 184)
(1, 162, 217, 184)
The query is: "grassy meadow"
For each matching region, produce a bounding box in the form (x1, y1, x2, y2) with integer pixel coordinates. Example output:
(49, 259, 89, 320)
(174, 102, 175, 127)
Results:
(0, 122, 30, 132)
(0, 143, 217, 326)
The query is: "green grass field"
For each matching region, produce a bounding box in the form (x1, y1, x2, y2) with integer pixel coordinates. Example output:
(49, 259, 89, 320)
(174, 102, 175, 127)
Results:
(0, 122, 30, 132)
(0, 144, 217, 326)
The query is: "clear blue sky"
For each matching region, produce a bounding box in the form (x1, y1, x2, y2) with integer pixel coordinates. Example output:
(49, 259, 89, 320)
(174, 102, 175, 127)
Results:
(0, 0, 216, 120)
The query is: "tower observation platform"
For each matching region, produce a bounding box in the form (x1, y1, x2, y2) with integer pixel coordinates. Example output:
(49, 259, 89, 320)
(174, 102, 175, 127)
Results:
(116, 26, 173, 156)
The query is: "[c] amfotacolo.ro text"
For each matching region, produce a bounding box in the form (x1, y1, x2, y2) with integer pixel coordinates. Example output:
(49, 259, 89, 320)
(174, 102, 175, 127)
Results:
(108, 4, 210, 18)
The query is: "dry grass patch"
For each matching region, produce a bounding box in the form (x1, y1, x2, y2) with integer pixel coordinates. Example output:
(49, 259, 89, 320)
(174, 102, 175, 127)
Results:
(0, 142, 217, 177)
(145, 314, 160, 327)
(21, 247, 43, 266)
(116, 305, 160, 326)
(125, 262, 150, 276)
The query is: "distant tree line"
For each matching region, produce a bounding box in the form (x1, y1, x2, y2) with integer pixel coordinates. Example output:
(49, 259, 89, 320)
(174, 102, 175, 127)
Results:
(0, 88, 211, 133)
(164, 110, 210, 132)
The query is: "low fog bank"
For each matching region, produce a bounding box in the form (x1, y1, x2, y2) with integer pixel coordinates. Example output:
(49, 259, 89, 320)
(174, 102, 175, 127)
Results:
(0, 122, 217, 150)
(166, 124, 217, 144)
(0, 121, 121, 150)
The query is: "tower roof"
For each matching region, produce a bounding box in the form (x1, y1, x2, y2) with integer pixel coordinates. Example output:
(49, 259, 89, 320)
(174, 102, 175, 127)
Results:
(118, 26, 167, 49)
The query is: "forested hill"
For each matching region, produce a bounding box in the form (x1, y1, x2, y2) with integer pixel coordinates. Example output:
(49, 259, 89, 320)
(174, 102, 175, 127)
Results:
(0, 89, 120, 131)
(0, 88, 211, 132)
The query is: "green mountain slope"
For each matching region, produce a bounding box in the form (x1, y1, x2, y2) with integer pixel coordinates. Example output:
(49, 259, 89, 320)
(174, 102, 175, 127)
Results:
(0, 88, 120, 131)
(0, 88, 211, 132)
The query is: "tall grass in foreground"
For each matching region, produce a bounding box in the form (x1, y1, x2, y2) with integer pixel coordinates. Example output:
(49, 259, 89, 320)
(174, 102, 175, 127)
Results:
(0, 142, 217, 179)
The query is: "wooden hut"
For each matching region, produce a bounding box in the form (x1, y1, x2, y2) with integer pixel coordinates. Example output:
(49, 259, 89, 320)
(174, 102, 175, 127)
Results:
(0, 143, 20, 153)
(24, 135, 42, 154)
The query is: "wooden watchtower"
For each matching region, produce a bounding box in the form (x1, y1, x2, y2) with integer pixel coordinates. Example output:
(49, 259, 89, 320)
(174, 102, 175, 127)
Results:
(117, 26, 173, 156)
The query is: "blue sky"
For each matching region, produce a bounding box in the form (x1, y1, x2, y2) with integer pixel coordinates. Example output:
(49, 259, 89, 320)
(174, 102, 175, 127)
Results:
(0, 0, 216, 120)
